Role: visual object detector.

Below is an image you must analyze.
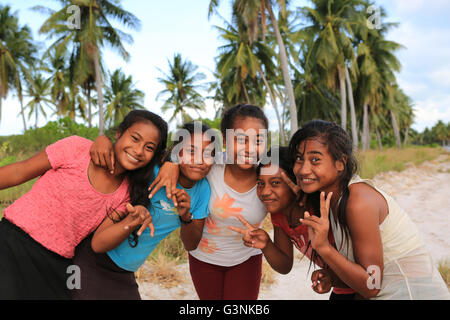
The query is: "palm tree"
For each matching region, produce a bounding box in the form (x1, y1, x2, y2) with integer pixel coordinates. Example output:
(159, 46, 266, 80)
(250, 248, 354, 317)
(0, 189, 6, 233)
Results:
(0, 5, 37, 131)
(36, 0, 141, 135)
(209, 0, 298, 135)
(157, 53, 206, 125)
(214, 16, 288, 142)
(300, 0, 362, 144)
(42, 47, 71, 119)
(25, 72, 53, 128)
(354, 5, 404, 150)
(104, 69, 144, 128)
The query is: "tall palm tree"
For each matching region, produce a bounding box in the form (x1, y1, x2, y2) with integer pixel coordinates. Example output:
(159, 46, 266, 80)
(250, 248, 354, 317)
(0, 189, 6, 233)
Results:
(36, 0, 141, 135)
(104, 69, 144, 128)
(209, 0, 298, 135)
(0, 5, 37, 131)
(354, 5, 404, 150)
(301, 0, 362, 143)
(42, 47, 71, 119)
(25, 73, 53, 128)
(214, 17, 288, 142)
(157, 53, 206, 125)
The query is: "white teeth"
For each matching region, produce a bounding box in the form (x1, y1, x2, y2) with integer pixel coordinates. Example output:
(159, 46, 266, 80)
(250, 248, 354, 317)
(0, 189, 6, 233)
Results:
(302, 178, 314, 182)
(126, 152, 139, 163)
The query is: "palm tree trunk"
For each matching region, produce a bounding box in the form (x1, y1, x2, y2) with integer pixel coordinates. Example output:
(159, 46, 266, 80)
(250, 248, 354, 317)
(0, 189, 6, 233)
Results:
(18, 93, 28, 132)
(362, 102, 370, 151)
(345, 66, 358, 149)
(403, 127, 409, 146)
(265, 1, 298, 136)
(258, 68, 286, 145)
(242, 83, 251, 104)
(35, 104, 39, 128)
(93, 48, 105, 135)
(338, 66, 347, 130)
(87, 88, 92, 127)
(390, 109, 401, 149)
(375, 127, 383, 151)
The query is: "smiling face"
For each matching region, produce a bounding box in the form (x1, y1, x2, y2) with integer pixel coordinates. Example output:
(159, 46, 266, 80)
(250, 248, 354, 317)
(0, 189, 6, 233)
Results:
(256, 164, 297, 213)
(113, 120, 161, 173)
(225, 116, 267, 170)
(293, 138, 344, 195)
(178, 132, 214, 184)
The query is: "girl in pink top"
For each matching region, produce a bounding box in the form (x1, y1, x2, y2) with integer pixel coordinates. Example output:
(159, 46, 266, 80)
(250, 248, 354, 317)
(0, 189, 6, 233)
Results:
(0, 110, 167, 299)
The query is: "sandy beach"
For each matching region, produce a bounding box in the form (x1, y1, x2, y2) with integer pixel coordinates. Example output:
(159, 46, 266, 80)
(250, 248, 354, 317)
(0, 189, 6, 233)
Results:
(137, 155, 450, 300)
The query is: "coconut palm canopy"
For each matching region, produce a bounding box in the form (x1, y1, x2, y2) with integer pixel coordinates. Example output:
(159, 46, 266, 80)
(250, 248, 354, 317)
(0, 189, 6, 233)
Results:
(0, 1, 448, 147)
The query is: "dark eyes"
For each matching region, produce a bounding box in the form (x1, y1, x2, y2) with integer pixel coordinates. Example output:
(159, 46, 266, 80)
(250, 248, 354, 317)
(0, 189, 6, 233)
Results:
(236, 137, 264, 145)
(295, 156, 320, 163)
(256, 180, 280, 187)
(131, 135, 155, 152)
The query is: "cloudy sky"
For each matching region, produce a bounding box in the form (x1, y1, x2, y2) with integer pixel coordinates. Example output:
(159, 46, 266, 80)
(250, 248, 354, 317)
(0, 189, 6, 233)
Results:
(0, 0, 449, 136)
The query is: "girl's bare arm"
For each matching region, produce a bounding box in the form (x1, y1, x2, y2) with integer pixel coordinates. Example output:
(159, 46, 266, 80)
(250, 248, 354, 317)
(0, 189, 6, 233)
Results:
(261, 226, 294, 274)
(0, 150, 51, 190)
(91, 204, 153, 253)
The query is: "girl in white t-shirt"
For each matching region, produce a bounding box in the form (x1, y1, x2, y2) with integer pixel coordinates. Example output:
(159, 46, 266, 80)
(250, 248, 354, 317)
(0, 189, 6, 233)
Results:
(149, 104, 268, 300)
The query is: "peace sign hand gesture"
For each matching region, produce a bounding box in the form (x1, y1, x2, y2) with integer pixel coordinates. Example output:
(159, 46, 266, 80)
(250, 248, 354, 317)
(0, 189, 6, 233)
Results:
(300, 191, 333, 252)
(123, 203, 155, 237)
(228, 215, 270, 249)
(280, 171, 307, 208)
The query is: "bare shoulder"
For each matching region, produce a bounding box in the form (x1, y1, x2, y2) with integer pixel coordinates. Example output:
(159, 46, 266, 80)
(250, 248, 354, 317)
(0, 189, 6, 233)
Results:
(346, 182, 385, 221)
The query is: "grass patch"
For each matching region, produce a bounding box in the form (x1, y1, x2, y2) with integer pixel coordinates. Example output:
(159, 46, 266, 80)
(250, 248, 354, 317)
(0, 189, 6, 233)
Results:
(136, 254, 186, 289)
(357, 146, 444, 179)
(148, 229, 188, 264)
(438, 258, 450, 289)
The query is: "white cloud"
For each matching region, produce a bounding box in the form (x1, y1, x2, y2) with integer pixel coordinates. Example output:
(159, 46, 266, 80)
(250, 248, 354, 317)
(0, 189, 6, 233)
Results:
(429, 68, 450, 88)
(412, 96, 450, 131)
(393, 0, 450, 15)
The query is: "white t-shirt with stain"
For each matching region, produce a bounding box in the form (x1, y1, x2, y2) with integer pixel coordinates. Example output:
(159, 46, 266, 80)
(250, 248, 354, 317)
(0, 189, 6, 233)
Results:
(189, 163, 267, 267)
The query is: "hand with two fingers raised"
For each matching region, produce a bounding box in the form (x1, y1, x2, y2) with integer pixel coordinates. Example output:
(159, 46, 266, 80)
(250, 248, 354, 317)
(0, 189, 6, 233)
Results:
(299, 191, 333, 252)
(229, 215, 270, 250)
(123, 202, 155, 237)
(280, 171, 307, 207)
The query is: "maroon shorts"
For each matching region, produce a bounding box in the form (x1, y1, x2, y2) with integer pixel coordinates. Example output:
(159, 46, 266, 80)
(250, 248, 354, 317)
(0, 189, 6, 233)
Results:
(188, 253, 262, 300)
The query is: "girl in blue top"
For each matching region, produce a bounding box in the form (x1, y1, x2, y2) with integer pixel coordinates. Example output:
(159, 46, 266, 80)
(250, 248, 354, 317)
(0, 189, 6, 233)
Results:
(71, 122, 214, 299)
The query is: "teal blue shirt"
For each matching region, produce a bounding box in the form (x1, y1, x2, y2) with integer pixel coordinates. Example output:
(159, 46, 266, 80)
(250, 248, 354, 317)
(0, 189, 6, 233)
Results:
(107, 166, 210, 272)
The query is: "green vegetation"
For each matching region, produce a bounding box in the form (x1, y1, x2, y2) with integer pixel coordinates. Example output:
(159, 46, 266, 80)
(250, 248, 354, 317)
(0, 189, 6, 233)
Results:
(438, 259, 450, 289)
(357, 146, 445, 179)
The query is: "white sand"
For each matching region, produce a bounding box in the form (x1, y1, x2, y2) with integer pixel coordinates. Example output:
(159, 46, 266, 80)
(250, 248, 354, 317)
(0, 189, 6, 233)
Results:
(138, 156, 450, 300)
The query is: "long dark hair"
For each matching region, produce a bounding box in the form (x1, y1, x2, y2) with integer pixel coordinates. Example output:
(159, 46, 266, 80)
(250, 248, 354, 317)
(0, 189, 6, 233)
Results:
(115, 110, 168, 247)
(288, 120, 358, 253)
(257, 146, 321, 270)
